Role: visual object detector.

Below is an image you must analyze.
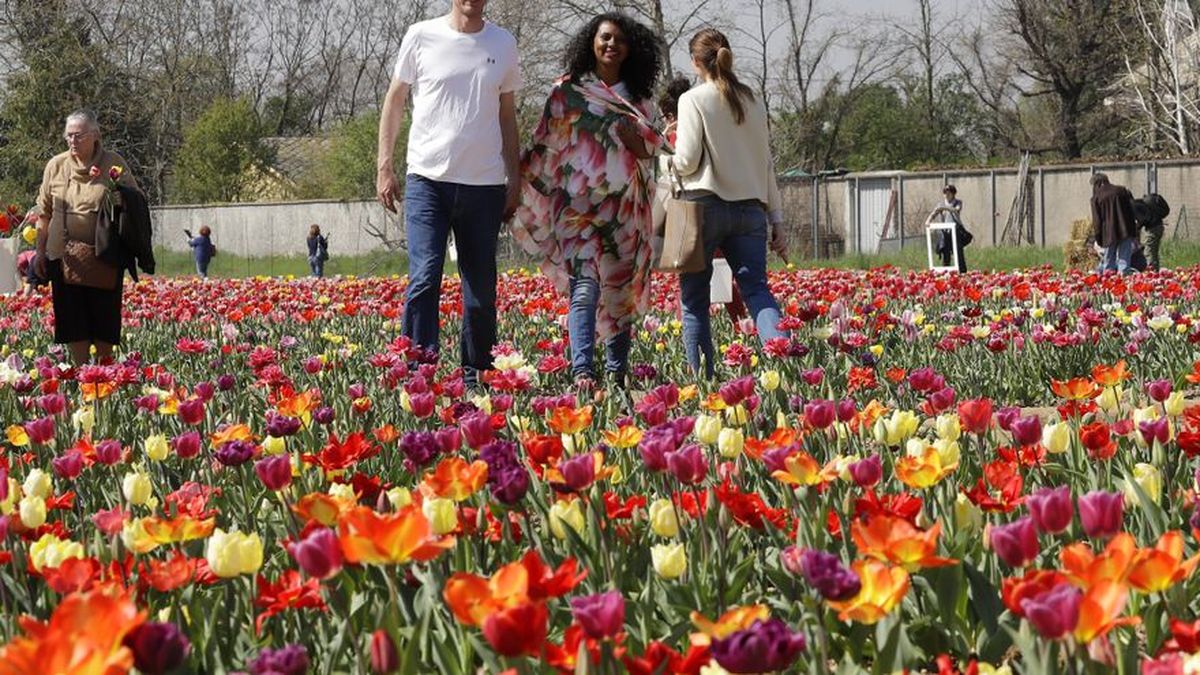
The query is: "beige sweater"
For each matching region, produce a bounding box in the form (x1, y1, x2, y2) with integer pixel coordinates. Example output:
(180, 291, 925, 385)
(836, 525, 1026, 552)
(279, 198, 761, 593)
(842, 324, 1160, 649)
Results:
(38, 146, 138, 259)
(672, 81, 782, 221)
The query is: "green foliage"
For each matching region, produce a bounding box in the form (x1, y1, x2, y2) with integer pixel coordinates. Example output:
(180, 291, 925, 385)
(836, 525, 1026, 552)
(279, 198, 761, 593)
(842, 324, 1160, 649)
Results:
(170, 98, 272, 204)
(295, 111, 406, 201)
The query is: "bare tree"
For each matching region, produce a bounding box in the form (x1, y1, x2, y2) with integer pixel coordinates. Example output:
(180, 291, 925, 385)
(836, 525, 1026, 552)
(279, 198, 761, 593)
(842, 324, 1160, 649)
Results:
(1115, 0, 1200, 154)
(780, 0, 838, 115)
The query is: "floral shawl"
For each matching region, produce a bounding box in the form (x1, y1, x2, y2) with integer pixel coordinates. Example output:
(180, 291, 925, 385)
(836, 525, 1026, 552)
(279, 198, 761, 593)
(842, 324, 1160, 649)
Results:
(512, 73, 669, 341)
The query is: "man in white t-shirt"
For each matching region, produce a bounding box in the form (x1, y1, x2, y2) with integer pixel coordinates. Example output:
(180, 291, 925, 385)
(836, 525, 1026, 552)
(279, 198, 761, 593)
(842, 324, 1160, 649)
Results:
(377, 0, 521, 386)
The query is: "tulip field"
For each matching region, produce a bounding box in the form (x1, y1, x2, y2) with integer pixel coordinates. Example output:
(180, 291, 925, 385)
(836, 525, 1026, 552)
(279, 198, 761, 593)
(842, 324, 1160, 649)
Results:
(3, 265, 1200, 674)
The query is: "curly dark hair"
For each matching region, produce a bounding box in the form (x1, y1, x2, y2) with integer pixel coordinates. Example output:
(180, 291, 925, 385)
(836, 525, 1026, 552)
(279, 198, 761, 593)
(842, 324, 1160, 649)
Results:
(658, 76, 693, 119)
(564, 12, 664, 102)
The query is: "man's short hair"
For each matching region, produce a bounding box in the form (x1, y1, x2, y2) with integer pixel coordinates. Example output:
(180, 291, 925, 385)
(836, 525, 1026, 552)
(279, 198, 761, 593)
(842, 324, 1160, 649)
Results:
(1091, 173, 1110, 187)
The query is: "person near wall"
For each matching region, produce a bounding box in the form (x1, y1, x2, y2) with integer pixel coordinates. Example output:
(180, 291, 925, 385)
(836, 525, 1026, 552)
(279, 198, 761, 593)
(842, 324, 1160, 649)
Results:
(306, 224, 329, 277)
(186, 225, 216, 277)
(512, 12, 666, 389)
(934, 184, 971, 272)
(33, 109, 141, 365)
(1090, 173, 1139, 275)
(376, 0, 521, 387)
(671, 28, 788, 378)
(1137, 193, 1169, 271)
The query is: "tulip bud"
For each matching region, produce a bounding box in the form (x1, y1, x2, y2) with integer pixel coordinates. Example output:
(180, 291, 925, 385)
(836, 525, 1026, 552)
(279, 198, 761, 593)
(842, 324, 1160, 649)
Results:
(758, 370, 781, 392)
(558, 453, 596, 492)
(422, 497, 458, 535)
(370, 629, 399, 674)
(1009, 415, 1043, 447)
(124, 622, 190, 675)
(255, 454, 293, 491)
(666, 445, 708, 485)
(1166, 391, 1186, 417)
(717, 427, 743, 459)
(261, 435, 286, 456)
(1146, 379, 1172, 403)
(1078, 491, 1124, 539)
(1041, 422, 1070, 454)
(648, 498, 680, 538)
(1021, 584, 1082, 640)
(287, 527, 343, 579)
(171, 431, 201, 459)
(1026, 486, 1073, 534)
(205, 528, 264, 578)
(143, 434, 170, 461)
(989, 516, 1040, 567)
(935, 414, 961, 442)
(19, 495, 46, 528)
(123, 471, 153, 506)
(549, 499, 586, 540)
(848, 455, 882, 488)
(694, 415, 722, 445)
(954, 493, 982, 533)
(1123, 463, 1162, 506)
(570, 590, 626, 639)
(651, 542, 687, 579)
(23, 468, 51, 499)
(72, 406, 95, 436)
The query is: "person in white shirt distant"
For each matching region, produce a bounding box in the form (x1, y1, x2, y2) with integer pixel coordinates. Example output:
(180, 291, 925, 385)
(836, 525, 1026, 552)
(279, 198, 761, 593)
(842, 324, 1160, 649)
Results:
(376, 0, 521, 387)
(671, 28, 788, 378)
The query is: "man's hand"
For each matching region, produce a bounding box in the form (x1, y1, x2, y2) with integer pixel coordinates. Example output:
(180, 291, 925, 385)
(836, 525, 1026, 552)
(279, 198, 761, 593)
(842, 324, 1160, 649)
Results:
(503, 179, 521, 222)
(377, 169, 401, 213)
(34, 252, 47, 280)
(770, 224, 789, 263)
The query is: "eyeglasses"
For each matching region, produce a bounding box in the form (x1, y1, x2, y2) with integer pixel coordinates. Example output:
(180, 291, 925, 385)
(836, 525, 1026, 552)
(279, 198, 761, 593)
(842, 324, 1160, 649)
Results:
(64, 132, 92, 141)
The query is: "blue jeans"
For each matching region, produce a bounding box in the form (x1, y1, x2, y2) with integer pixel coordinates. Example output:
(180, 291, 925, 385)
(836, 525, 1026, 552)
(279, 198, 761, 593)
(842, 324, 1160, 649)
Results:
(1100, 237, 1134, 275)
(403, 174, 505, 383)
(680, 195, 784, 378)
(568, 276, 631, 381)
(195, 259, 209, 277)
(309, 256, 324, 277)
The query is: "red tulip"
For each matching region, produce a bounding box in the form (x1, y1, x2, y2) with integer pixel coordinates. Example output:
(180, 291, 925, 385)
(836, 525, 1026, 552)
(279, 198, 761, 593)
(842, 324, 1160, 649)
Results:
(957, 399, 993, 434)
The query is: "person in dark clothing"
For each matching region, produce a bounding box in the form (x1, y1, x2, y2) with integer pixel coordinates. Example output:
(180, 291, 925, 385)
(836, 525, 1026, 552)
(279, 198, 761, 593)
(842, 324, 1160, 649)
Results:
(934, 184, 971, 272)
(1091, 173, 1138, 275)
(307, 224, 329, 277)
(186, 226, 215, 277)
(1134, 193, 1168, 271)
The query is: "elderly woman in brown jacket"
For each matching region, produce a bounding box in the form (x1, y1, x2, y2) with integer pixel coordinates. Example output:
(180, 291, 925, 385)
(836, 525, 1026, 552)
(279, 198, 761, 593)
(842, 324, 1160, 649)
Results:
(34, 110, 140, 364)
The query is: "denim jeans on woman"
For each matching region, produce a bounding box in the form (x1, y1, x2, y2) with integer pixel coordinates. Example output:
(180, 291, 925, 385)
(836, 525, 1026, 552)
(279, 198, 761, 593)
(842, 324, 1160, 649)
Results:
(403, 174, 505, 384)
(568, 275, 631, 383)
(680, 194, 784, 378)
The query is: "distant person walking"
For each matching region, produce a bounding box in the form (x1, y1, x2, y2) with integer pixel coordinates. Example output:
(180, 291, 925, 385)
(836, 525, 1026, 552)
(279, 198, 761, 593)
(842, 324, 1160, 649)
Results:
(671, 28, 787, 378)
(1091, 173, 1138, 275)
(935, 184, 970, 273)
(376, 0, 521, 386)
(186, 226, 215, 277)
(307, 224, 329, 277)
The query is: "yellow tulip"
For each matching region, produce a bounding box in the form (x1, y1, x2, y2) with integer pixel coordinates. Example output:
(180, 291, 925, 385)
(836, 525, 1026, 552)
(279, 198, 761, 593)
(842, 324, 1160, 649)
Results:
(1123, 463, 1163, 506)
(875, 410, 918, 447)
(549, 499, 586, 540)
(953, 493, 982, 533)
(935, 414, 961, 442)
(261, 435, 286, 456)
(648, 498, 680, 538)
(387, 487, 413, 509)
(29, 533, 84, 572)
(758, 370, 781, 392)
(21, 225, 36, 245)
(717, 428, 744, 459)
(1166, 392, 1186, 417)
(19, 495, 46, 529)
(122, 471, 153, 506)
(1097, 386, 1123, 415)
(72, 407, 95, 436)
(205, 528, 264, 578)
(651, 542, 688, 579)
(23, 468, 52, 500)
(724, 405, 748, 426)
(933, 439, 960, 468)
(121, 517, 159, 554)
(694, 415, 722, 445)
(422, 497, 458, 535)
(143, 434, 170, 461)
(1041, 422, 1070, 454)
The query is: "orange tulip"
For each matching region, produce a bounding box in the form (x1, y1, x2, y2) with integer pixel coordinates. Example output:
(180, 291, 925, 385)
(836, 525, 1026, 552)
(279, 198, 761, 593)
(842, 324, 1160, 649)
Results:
(690, 605, 770, 644)
(277, 389, 319, 419)
(338, 505, 455, 566)
(141, 514, 216, 544)
(602, 425, 643, 449)
(1060, 533, 1136, 587)
(1050, 377, 1100, 401)
(851, 514, 957, 571)
(1074, 580, 1139, 644)
(1091, 360, 1130, 388)
(1185, 361, 1200, 386)
(209, 423, 254, 447)
(771, 451, 825, 487)
(827, 559, 910, 624)
(851, 400, 889, 434)
(420, 457, 488, 502)
(443, 550, 585, 627)
(0, 587, 147, 675)
(1128, 531, 1200, 594)
(80, 382, 116, 402)
(293, 492, 356, 527)
(895, 446, 956, 489)
(547, 405, 594, 435)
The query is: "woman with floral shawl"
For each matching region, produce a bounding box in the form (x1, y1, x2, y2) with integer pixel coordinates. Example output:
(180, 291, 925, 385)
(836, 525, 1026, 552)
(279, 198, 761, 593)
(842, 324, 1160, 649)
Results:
(512, 13, 666, 389)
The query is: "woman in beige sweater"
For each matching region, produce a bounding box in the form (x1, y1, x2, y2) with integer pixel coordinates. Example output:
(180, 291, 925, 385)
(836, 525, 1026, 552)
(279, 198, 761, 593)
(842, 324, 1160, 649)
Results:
(672, 28, 787, 377)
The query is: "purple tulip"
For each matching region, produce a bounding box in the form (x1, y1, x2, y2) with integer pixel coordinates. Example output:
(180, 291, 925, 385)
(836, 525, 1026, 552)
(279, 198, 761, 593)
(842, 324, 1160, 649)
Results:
(761, 447, 793, 474)
(216, 374, 236, 391)
(313, 406, 335, 425)
(0, 468, 6, 503)
(1026, 486, 1073, 534)
(37, 393, 66, 416)
(995, 406, 1021, 432)
(95, 439, 124, 465)
(666, 444, 709, 485)
(848, 455, 882, 488)
(287, 527, 343, 579)
(194, 380, 215, 402)
(638, 431, 675, 472)
(710, 618, 806, 673)
(1009, 415, 1043, 447)
(803, 400, 835, 429)
(249, 643, 310, 675)
(135, 394, 160, 414)
(559, 453, 596, 491)
(836, 398, 857, 422)
(990, 516, 1040, 567)
(489, 466, 529, 505)
(255, 454, 293, 491)
(123, 621, 190, 674)
(51, 451, 84, 480)
(435, 427, 461, 454)
(1140, 417, 1170, 446)
(459, 413, 494, 449)
(790, 547, 861, 601)
(570, 590, 626, 639)
(1191, 506, 1200, 533)
(1146, 379, 1173, 403)
(265, 412, 302, 438)
(214, 440, 256, 467)
(399, 431, 439, 469)
(480, 440, 519, 472)
(1078, 491, 1124, 538)
(1020, 584, 1082, 640)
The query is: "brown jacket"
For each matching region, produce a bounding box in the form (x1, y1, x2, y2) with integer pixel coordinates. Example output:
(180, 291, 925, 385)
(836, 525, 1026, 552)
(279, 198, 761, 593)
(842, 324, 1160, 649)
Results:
(1091, 182, 1138, 248)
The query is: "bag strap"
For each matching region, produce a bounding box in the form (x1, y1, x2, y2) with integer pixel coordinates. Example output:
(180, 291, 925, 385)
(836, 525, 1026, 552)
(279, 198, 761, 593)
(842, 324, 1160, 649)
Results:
(667, 158, 685, 199)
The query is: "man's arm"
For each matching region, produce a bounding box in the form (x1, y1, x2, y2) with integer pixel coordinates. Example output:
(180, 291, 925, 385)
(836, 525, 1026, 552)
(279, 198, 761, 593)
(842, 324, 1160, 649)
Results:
(376, 79, 410, 213)
(499, 92, 520, 220)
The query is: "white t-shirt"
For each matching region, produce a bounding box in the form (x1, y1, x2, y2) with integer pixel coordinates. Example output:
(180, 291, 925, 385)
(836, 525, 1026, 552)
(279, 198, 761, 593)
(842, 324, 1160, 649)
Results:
(393, 18, 521, 185)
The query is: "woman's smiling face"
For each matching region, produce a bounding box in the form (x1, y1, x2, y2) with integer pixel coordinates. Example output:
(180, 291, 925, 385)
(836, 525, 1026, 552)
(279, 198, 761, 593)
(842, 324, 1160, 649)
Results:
(593, 21, 629, 72)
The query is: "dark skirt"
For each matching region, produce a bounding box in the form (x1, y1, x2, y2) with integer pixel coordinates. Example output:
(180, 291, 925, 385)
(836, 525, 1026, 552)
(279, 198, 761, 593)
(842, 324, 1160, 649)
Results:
(48, 259, 123, 344)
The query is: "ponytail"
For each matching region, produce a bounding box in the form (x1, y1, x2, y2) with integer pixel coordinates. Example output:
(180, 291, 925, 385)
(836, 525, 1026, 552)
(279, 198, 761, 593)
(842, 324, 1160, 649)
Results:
(689, 29, 755, 124)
